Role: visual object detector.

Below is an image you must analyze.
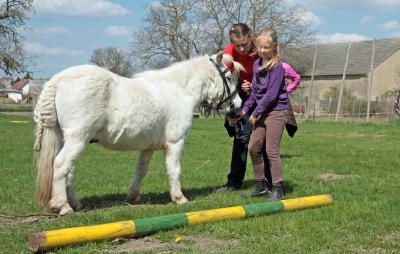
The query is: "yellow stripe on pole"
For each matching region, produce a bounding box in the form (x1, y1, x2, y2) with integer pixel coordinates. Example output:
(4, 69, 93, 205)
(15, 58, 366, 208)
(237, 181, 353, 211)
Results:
(281, 194, 333, 212)
(186, 206, 246, 225)
(29, 220, 135, 251)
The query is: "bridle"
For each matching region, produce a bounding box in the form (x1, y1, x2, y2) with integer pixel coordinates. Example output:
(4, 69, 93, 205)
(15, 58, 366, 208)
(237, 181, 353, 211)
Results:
(209, 58, 238, 110)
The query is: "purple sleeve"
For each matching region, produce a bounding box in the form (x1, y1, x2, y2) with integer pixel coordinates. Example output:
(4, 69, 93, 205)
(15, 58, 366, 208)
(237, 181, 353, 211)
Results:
(252, 64, 285, 118)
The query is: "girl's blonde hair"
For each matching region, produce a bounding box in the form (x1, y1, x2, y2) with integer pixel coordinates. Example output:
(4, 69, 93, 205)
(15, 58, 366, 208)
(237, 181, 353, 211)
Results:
(256, 29, 280, 72)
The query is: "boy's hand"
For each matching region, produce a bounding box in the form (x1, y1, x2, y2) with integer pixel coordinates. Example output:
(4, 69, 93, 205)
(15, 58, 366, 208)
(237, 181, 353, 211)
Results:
(227, 116, 240, 126)
(241, 80, 251, 93)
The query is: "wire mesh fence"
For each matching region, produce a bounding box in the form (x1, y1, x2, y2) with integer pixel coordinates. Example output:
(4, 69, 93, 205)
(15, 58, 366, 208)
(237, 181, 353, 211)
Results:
(254, 37, 400, 123)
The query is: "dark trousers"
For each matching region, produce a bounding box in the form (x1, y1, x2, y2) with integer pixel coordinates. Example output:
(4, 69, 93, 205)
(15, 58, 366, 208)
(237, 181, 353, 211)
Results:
(226, 115, 271, 188)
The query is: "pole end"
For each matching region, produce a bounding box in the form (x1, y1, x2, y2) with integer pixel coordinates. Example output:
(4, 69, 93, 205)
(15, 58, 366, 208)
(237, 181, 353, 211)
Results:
(28, 232, 46, 252)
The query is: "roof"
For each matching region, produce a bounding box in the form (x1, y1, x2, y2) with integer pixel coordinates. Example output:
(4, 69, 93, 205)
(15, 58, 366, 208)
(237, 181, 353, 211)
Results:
(283, 37, 400, 77)
(12, 79, 29, 90)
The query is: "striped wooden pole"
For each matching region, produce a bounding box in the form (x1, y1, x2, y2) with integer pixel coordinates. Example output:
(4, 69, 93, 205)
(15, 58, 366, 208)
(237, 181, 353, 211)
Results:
(28, 194, 332, 252)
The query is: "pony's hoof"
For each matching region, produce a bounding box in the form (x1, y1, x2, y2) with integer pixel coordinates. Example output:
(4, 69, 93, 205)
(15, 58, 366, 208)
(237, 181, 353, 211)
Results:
(173, 195, 188, 205)
(126, 197, 144, 205)
(49, 199, 74, 215)
(71, 201, 82, 211)
(59, 206, 74, 216)
(127, 189, 140, 204)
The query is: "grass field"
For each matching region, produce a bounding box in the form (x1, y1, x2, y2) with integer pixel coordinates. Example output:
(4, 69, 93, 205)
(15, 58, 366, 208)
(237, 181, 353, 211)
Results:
(0, 113, 399, 253)
(0, 104, 33, 112)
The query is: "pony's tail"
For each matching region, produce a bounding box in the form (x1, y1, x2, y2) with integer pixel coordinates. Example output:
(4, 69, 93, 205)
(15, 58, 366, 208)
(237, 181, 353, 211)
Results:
(33, 81, 62, 207)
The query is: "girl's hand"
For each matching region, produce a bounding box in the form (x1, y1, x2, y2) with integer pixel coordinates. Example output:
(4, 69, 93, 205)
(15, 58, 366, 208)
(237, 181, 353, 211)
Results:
(249, 115, 257, 125)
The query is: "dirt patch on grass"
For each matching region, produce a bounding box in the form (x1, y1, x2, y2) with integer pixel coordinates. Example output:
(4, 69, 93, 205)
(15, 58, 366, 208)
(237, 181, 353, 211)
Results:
(378, 230, 400, 244)
(371, 134, 386, 138)
(0, 213, 58, 226)
(108, 235, 241, 253)
(353, 246, 387, 253)
(343, 132, 365, 138)
(109, 236, 171, 253)
(319, 173, 360, 181)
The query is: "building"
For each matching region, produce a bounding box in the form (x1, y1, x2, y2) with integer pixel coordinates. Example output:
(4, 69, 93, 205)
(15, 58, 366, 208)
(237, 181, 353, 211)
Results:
(1, 78, 48, 104)
(7, 79, 30, 102)
(284, 37, 400, 113)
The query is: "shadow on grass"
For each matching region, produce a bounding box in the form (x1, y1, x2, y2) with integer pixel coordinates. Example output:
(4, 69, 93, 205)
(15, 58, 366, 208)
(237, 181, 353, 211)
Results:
(80, 178, 298, 211)
(242, 179, 296, 195)
(80, 184, 219, 211)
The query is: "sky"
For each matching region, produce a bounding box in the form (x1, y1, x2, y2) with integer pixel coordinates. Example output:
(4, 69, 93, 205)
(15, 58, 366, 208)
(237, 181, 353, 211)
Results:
(16, 0, 400, 78)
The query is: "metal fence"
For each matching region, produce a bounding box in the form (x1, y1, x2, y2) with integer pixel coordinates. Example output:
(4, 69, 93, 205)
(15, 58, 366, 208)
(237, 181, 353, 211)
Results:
(283, 38, 400, 122)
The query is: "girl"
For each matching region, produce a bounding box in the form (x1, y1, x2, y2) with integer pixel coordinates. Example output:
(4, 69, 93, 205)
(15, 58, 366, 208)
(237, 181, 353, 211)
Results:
(241, 29, 288, 200)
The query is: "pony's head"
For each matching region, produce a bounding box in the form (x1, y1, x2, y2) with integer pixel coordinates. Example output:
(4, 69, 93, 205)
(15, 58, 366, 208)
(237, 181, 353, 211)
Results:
(207, 51, 244, 111)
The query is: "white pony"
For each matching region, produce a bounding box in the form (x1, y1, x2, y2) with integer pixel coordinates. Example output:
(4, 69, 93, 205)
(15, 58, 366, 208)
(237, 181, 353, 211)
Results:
(34, 52, 243, 215)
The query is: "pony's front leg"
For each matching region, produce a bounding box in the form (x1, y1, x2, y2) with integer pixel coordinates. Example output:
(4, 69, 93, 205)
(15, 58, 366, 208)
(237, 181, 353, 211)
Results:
(165, 140, 188, 204)
(127, 149, 154, 204)
(50, 140, 86, 215)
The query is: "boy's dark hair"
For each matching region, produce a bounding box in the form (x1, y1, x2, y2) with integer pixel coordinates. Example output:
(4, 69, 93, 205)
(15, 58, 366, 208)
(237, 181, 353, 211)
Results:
(229, 23, 256, 54)
(229, 23, 251, 39)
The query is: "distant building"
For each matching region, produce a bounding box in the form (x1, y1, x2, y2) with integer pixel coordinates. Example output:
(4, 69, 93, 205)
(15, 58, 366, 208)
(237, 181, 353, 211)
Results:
(1, 78, 48, 104)
(7, 79, 30, 102)
(283, 37, 400, 112)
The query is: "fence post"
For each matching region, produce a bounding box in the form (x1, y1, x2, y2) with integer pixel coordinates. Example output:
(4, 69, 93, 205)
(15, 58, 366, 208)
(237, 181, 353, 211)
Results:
(306, 44, 318, 120)
(367, 39, 376, 123)
(351, 97, 356, 123)
(335, 42, 351, 122)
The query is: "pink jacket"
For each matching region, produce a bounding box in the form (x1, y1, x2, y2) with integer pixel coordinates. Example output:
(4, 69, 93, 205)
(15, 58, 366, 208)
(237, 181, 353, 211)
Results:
(282, 62, 301, 93)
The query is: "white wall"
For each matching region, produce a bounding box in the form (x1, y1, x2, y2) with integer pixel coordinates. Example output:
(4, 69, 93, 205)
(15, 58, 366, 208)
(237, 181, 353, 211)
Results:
(7, 92, 22, 102)
(22, 83, 30, 95)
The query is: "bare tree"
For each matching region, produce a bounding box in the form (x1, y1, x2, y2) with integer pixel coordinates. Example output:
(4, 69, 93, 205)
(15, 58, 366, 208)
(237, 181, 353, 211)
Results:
(130, 0, 316, 70)
(90, 47, 133, 77)
(0, 0, 33, 75)
(131, 0, 201, 69)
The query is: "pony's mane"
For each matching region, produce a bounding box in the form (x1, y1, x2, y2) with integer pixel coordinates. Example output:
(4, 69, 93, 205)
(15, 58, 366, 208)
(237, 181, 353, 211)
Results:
(133, 55, 207, 79)
(133, 54, 244, 79)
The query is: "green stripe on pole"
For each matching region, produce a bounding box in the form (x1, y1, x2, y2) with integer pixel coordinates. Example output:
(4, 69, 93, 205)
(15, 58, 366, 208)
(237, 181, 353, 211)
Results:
(243, 201, 284, 217)
(134, 213, 188, 236)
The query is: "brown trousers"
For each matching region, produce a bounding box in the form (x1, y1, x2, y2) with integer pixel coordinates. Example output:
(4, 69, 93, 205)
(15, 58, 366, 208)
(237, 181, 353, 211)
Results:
(248, 110, 287, 186)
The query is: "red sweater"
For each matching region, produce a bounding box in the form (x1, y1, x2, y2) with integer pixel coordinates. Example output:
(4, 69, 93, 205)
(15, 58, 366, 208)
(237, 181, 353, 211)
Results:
(223, 43, 257, 82)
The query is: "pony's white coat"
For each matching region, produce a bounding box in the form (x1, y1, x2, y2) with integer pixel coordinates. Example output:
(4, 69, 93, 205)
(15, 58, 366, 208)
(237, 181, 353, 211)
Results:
(34, 54, 242, 215)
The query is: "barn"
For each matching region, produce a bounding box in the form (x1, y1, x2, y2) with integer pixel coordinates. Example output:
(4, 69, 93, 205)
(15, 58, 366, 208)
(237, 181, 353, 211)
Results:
(285, 37, 400, 115)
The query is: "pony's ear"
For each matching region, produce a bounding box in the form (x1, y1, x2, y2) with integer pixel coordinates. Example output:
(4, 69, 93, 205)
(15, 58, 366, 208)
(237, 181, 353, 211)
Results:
(216, 51, 224, 63)
(222, 54, 245, 73)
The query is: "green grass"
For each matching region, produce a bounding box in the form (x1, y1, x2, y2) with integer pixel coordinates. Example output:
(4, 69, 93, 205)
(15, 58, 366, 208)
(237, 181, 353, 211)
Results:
(1, 113, 400, 253)
(0, 104, 33, 112)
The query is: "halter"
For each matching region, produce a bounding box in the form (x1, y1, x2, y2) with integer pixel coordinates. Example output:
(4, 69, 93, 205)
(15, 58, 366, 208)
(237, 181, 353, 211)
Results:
(209, 58, 238, 110)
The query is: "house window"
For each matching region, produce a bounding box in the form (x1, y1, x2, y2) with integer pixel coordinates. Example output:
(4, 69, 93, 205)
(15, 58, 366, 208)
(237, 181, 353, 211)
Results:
(319, 100, 327, 110)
